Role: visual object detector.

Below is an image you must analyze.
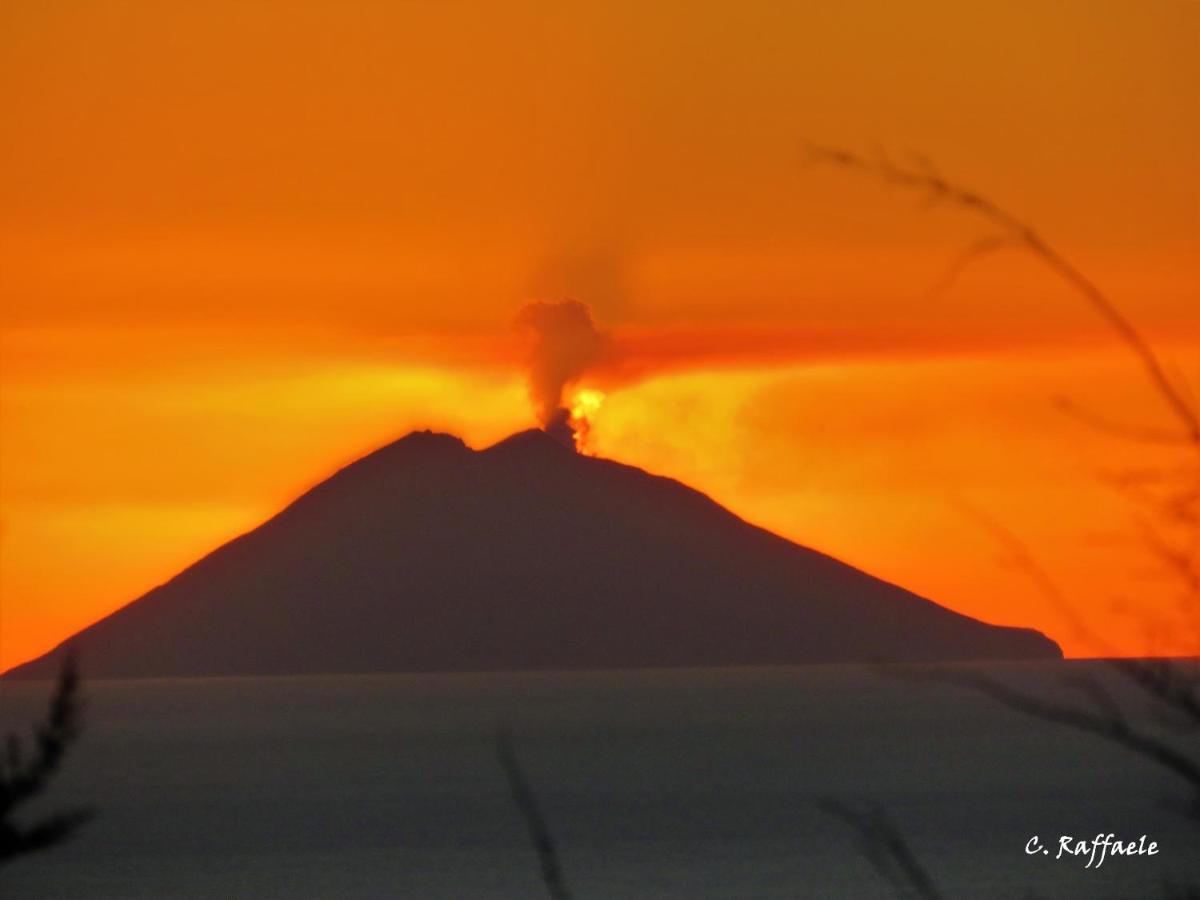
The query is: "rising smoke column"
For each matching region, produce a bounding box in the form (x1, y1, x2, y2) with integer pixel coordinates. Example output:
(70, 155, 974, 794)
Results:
(516, 300, 608, 447)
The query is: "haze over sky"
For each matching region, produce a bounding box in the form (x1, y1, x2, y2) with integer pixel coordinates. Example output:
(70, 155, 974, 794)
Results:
(2, 0, 1197, 667)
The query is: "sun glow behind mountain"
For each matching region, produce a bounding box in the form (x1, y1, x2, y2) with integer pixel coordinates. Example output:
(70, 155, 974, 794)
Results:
(1, 0, 1197, 667)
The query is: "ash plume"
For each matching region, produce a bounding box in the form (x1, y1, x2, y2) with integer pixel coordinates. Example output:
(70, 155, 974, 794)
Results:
(516, 300, 608, 443)
(543, 407, 577, 448)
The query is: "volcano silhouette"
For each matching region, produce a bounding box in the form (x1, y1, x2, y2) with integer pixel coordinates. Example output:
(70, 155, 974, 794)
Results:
(7, 430, 1060, 678)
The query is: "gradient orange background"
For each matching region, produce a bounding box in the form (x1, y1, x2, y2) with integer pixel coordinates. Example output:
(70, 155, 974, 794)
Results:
(2, 0, 1197, 668)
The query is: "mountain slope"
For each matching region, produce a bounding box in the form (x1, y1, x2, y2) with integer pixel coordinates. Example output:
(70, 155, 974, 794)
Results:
(6, 429, 1060, 678)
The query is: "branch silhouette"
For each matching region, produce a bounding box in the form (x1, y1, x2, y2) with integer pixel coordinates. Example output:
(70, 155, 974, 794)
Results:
(905, 668, 1200, 818)
(1, 654, 93, 863)
(809, 144, 1200, 895)
(936, 502, 1200, 815)
(802, 142, 1200, 447)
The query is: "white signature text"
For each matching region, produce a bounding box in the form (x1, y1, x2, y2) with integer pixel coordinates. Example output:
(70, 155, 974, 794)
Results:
(1025, 834, 1159, 869)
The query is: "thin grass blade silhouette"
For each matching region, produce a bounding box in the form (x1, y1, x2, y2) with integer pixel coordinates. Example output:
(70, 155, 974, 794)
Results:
(496, 727, 572, 900)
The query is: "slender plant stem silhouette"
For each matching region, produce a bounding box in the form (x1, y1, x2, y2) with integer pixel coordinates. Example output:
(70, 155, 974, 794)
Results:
(802, 142, 1200, 447)
(496, 727, 573, 900)
(817, 799, 945, 900)
(807, 144, 1199, 893)
(1, 653, 92, 863)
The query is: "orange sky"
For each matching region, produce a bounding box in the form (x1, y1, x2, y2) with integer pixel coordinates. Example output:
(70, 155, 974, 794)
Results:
(2, 0, 1198, 668)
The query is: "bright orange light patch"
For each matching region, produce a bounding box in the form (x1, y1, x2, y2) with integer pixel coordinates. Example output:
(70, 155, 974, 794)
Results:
(568, 388, 606, 453)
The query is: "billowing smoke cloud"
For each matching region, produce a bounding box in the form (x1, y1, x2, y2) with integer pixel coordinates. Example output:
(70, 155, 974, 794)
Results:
(542, 406, 577, 448)
(516, 300, 608, 446)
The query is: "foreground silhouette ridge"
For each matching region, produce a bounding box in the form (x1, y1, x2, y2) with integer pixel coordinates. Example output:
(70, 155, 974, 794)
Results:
(7, 429, 1060, 678)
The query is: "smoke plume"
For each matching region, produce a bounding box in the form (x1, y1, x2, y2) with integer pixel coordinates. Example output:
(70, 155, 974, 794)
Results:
(516, 300, 608, 446)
